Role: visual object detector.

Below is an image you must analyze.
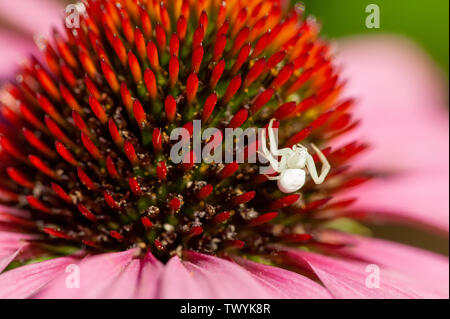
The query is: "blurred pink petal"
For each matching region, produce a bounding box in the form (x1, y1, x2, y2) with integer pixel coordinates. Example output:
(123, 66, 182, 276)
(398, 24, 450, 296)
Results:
(282, 248, 444, 298)
(0, 245, 24, 273)
(34, 249, 137, 298)
(0, 0, 64, 37)
(0, 231, 31, 252)
(0, 206, 31, 232)
(0, 209, 42, 263)
(336, 35, 449, 232)
(0, 205, 30, 218)
(319, 231, 449, 297)
(0, 31, 36, 78)
(0, 231, 34, 266)
(234, 257, 333, 298)
(0, 0, 65, 78)
(0, 256, 76, 298)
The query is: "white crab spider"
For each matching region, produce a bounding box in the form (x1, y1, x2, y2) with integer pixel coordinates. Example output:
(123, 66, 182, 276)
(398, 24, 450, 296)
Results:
(259, 119, 331, 193)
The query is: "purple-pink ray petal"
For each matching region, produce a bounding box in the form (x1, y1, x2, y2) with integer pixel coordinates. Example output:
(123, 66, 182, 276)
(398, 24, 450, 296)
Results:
(281, 248, 443, 299)
(135, 251, 164, 298)
(0, 245, 26, 273)
(318, 231, 449, 297)
(0, 31, 36, 77)
(182, 252, 278, 298)
(0, 256, 77, 298)
(100, 259, 141, 298)
(234, 257, 333, 298)
(0, 0, 64, 37)
(336, 35, 449, 232)
(33, 249, 137, 298)
(156, 256, 216, 298)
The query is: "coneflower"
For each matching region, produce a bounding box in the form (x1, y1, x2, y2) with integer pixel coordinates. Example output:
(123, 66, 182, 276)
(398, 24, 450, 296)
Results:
(0, 0, 447, 299)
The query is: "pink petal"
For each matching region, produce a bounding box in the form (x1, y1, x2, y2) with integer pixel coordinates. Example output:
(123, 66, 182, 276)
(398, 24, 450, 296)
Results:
(135, 251, 164, 298)
(0, 0, 64, 37)
(0, 0, 65, 78)
(0, 231, 33, 256)
(282, 248, 443, 298)
(319, 231, 449, 297)
(181, 252, 280, 298)
(33, 249, 137, 298)
(100, 259, 141, 298)
(0, 230, 44, 262)
(0, 207, 32, 232)
(234, 257, 333, 298)
(0, 245, 26, 273)
(0, 31, 35, 77)
(158, 252, 288, 298)
(336, 35, 449, 232)
(0, 256, 77, 299)
(157, 256, 216, 298)
(100, 252, 164, 298)
(0, 205, 30, 219)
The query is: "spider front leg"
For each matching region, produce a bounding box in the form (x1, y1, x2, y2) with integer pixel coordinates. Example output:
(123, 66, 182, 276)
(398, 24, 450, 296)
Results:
(267, 118, 292, 157)
(265, 174, 282, 180)
(258, 125, 280, 173)
(306, 144, 331, 184)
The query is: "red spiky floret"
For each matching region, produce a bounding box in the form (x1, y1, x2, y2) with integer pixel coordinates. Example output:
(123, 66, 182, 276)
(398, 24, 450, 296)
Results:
(0, 0, 367, 263)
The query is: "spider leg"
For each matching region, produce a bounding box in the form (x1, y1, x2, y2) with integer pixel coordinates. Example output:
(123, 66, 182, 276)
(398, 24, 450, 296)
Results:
(264, 174, 281, 180)
(306, 144, 331, 184)
(259, 127, 280, 172)
(267, 118, 280, 156)
(267, 119, 294, 157)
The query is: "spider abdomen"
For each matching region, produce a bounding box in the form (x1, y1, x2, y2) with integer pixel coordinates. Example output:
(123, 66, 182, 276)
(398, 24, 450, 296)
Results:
(278, 169, 306, 193)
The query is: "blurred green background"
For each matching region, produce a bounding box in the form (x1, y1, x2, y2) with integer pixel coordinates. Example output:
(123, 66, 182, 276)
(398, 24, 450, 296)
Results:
(299, 0, 449, 77)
